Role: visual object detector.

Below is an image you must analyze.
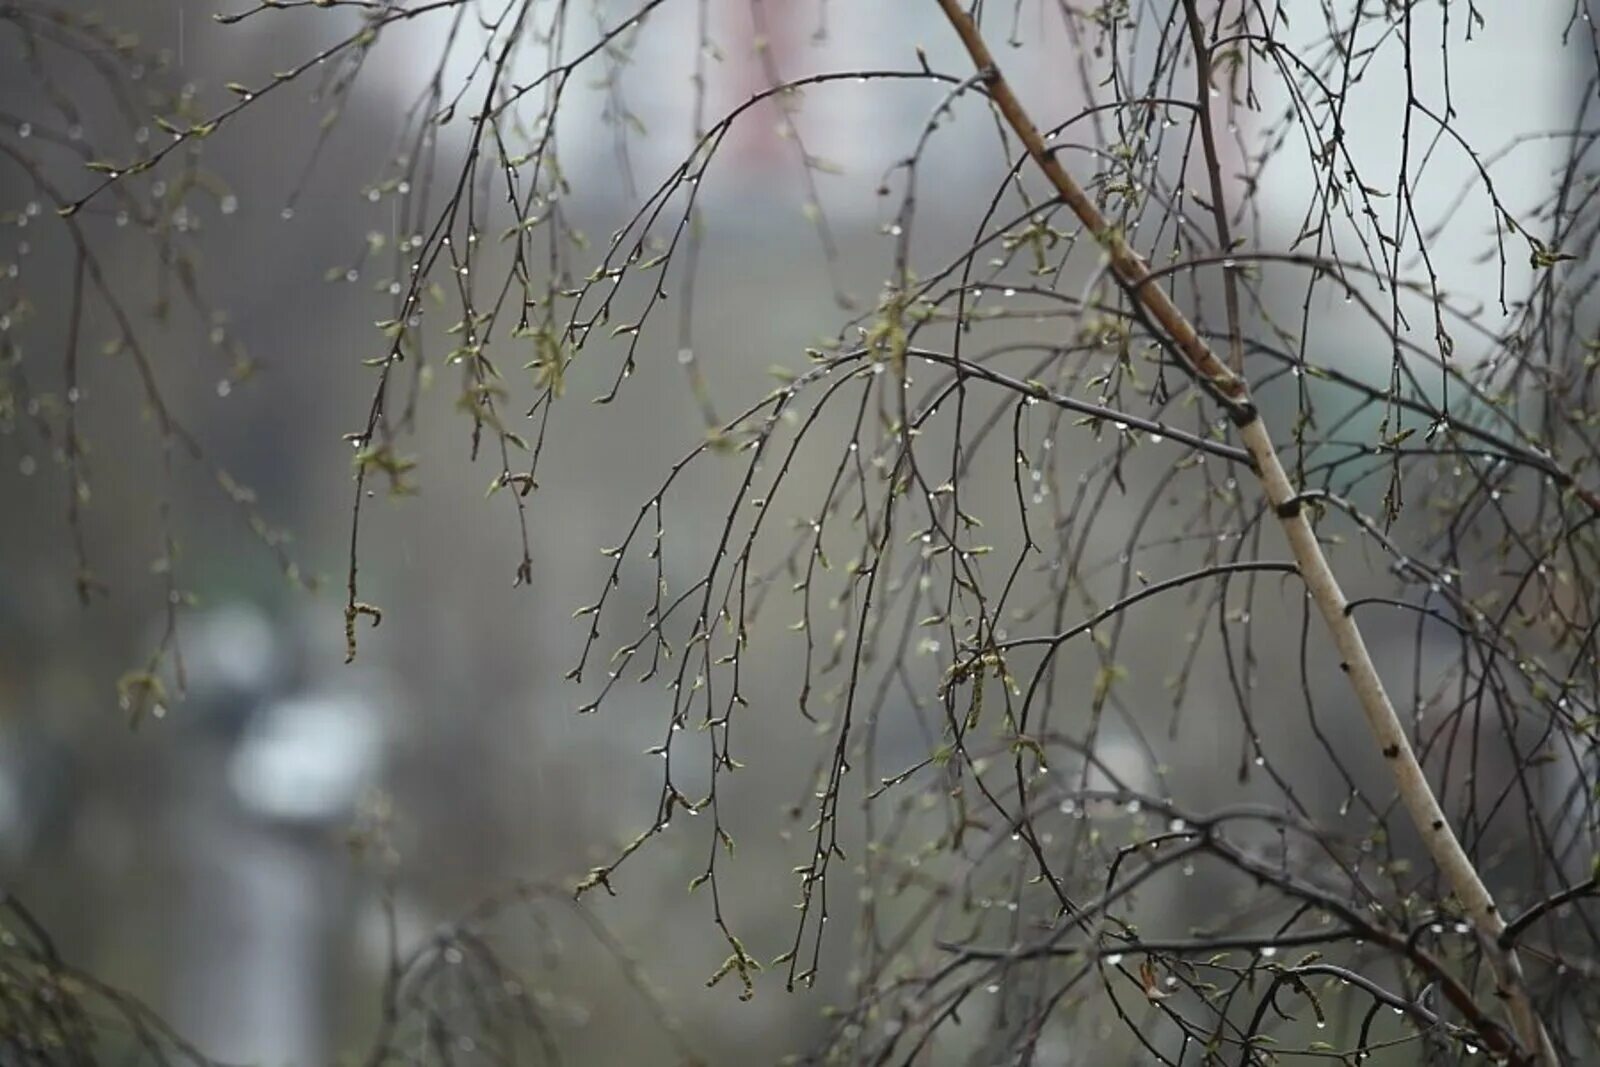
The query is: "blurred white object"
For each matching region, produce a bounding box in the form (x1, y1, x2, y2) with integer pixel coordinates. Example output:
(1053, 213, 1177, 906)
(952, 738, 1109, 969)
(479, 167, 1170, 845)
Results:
(185, 602, 283, 701)
(228, 692, 382, 824)
(174, 667, 394, 1065)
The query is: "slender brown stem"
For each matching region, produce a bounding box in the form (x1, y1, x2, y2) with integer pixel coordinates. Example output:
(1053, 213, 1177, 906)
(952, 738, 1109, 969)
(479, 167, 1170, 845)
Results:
(1179, 0, 1245, 375)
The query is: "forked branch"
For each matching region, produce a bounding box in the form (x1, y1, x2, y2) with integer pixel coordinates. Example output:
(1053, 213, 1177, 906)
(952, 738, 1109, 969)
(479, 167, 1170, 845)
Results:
(933, 1, 1558, 1061)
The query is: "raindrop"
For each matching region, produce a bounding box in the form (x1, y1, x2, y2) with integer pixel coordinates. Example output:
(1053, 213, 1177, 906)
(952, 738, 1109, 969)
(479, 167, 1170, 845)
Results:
(1105, 953, 1124, 966)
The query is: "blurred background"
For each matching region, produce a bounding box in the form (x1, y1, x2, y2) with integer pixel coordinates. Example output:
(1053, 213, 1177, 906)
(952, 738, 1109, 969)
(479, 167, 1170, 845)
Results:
(0, 2, 1592, 1064)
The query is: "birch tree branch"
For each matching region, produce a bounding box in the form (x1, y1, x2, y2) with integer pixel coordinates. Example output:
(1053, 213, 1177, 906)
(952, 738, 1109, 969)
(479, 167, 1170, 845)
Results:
(932, 1, 1558, 1061)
